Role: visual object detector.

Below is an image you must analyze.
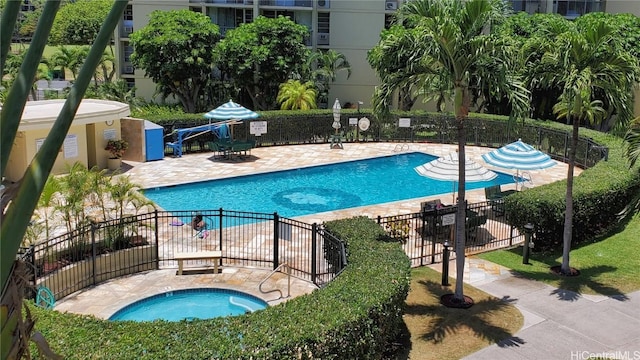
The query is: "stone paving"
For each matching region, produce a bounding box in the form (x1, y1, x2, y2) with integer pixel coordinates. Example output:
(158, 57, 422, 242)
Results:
(55, 142, 578, 319)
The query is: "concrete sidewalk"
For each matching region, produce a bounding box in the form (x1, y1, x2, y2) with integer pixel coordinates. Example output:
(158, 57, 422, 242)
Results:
(438, 258, 640, 360)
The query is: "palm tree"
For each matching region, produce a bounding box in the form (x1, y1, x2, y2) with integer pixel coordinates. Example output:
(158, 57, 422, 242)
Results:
(624, 116, 640, 168)
(373, 0, 529, 305)
(308, 49, 351, 107)
(277, 79, 318, 110)
(47, 45, 88, 80)
(528, 22, 638, 275)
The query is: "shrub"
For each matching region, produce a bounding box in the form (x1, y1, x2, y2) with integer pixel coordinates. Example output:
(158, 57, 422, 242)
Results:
(30, 217, 411, 359)
(505, 127, 640, 251)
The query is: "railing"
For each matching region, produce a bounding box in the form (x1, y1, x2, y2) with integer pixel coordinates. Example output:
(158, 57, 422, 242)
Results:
(19, 198, 525, 303)
(162, 115, 607, 170)
(377, 200, 522, 267)
(259, 263, 291, 300)
(19, 209, 347, 301)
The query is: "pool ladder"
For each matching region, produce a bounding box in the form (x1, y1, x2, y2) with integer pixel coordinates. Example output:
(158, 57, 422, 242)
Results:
(259, 263, 291, 300)
(394, 144, 410, 152)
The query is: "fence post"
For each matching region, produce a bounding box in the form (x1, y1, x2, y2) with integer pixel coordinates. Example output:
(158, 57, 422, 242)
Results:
(154, 210, 159, 269)
(311, 223, 317, 285)
(91, 222, 97, 286)
(218, 208, 224, 250)
(29, 245, 37, 299)
(273, 212, 280, 270)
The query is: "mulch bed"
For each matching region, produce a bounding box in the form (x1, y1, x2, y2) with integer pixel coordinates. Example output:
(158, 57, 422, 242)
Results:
(440, 293, 475, 309)
(550, 265, 581, 276)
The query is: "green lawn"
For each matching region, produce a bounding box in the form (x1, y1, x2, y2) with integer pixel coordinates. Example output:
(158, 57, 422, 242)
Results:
(478, 214, 640, 295)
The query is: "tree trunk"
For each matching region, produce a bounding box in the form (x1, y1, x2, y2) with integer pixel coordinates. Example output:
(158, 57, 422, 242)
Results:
(561, 116, 579, 274)
(453, 84, 469, 301)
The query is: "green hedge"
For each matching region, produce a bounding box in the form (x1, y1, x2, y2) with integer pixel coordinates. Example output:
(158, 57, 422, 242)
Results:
(29, 217, 411, 359)
(504, 123, 640, 251)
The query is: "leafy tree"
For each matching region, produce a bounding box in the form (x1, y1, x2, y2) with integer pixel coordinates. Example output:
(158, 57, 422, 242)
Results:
(49, 0, 113, 45)
(373, 0, 529, 304)
(130, 9, 220, 113)
(277, 80, 317, 110)
(307, 49, 351, 107)
(527, 22, 638, 275)
(216, 15, 310, 110)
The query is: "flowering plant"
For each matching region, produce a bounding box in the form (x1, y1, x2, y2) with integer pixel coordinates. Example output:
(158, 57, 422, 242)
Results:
(105, 139, 129, 159)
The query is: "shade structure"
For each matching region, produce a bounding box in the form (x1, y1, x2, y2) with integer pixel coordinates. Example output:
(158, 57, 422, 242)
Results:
(481, 139, 556, 171)
(204, 100, 259, 121)
(415, 152, 498, 183)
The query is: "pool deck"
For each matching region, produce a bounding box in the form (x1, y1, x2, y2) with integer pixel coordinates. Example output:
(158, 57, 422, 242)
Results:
(54, 142, 578, 319)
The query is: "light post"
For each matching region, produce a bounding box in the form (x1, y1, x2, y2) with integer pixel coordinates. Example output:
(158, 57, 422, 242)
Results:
(523, 223, 534, 264)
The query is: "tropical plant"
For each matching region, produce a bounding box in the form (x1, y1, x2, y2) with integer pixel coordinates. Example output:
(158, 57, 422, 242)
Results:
(1, 2, 127, 355)
(277, 80, 318, 110)
(625, 116, 640, 168)
(307, 49, 351, 107)
(105, 139, 129, 159)
(373, 0, 529, 304)
(527, 22, 639, 274)
(130, 9, 220, 113)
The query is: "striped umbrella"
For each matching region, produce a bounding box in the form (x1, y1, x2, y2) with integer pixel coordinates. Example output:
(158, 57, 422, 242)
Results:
(204, 100, 260, 121)
(415, 152, 498, 183)
(481, 139, 556, 171)
(482, 139, 556, 190)
(415, 152, 497, 202)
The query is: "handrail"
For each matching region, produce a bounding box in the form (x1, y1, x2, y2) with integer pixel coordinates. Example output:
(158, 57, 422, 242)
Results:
(258, 263, 291, 300)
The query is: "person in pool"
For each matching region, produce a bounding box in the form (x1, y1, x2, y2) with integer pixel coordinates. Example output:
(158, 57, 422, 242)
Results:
(191, 214, 205, 231)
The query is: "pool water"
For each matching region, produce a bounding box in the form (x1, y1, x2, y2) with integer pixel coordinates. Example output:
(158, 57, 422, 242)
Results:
(109, 288, 268, 322)
(144, 152, 514, 218)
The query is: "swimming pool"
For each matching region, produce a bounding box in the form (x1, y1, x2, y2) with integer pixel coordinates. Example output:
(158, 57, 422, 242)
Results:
(109, 288, 268, 322)
(144, 152, 514, 218)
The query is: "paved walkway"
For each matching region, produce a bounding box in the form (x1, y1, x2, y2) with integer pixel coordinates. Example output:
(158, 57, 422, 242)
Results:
(432, 258, 640, 360)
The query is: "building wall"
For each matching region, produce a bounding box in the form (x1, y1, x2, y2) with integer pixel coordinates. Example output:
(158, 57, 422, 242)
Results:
(605, 1, 640, 16)
(6, 126, 89, 182)
(87, 120, 123, 169)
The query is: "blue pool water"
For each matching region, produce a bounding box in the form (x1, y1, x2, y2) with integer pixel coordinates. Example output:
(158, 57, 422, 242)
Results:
(144, 152, 514, 217)
(109, 288, 268, 322)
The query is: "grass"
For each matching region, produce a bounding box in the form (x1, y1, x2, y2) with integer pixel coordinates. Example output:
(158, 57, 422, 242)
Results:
(478, 214, 640, 296)
(397, 266, 523, 360)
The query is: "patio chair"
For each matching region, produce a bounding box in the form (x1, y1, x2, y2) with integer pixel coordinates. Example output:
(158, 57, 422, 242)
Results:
(466, 213, 487, 242)
(484, 185, 517, 216)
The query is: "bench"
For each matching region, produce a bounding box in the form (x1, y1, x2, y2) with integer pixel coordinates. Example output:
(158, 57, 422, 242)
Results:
(174, 250, 222, 275)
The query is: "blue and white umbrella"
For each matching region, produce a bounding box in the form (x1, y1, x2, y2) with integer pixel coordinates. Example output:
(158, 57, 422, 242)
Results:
(481, 139, 556, 171)
(415, 152, 498, 183)
(482, 139, 556, 189)
(204, 100, 260, 121)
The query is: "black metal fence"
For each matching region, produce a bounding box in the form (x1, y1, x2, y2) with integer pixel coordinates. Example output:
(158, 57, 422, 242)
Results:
(163, 115, 607, 169)
(20, 210, 347, 301)
(377, 201, 522, 267)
